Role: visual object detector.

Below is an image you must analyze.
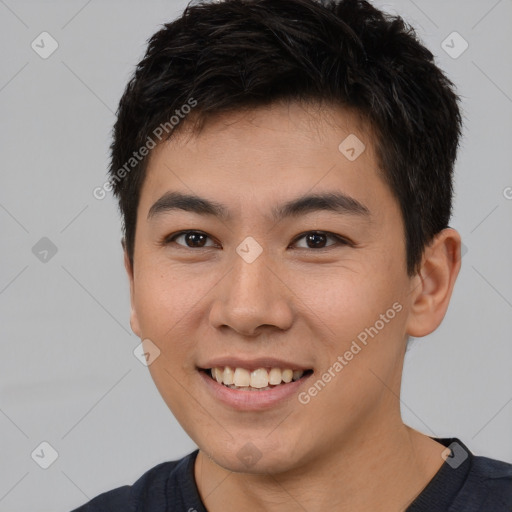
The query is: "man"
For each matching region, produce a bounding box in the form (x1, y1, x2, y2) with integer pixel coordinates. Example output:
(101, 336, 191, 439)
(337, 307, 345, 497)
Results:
(73, 0, 512, 510)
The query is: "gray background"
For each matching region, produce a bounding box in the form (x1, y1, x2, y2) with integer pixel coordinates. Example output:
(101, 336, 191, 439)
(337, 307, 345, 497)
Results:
(0, 0, 511, 510)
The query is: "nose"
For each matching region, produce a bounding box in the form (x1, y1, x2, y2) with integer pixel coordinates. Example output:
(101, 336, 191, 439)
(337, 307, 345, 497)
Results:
(209, 245, 294, 337)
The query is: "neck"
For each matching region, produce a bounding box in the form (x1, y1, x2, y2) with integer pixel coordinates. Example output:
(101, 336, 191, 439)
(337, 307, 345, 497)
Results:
(194, 424, 446, 512)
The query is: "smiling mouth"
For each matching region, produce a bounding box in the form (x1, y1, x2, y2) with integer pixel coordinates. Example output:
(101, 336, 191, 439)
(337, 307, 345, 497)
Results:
(200, 367, 314, 391)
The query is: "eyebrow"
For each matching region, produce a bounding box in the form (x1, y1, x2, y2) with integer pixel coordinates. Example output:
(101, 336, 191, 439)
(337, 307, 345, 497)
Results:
(147, 191, 371, 222)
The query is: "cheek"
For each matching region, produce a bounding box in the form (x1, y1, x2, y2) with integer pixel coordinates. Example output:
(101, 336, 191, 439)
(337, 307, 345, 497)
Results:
(133, 270, 202, 420)
(297, 267, 408, 388)
(131, 270, 197, 372)
(133, 262, 198, 332)
(293, 265, 401, 337)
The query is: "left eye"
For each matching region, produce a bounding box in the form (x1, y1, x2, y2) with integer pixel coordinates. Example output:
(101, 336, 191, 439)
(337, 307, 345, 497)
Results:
(290, 231, 348, 249)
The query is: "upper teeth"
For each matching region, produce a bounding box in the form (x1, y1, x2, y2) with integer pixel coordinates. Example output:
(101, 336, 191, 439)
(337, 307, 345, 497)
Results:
(211, 367, 304, 388)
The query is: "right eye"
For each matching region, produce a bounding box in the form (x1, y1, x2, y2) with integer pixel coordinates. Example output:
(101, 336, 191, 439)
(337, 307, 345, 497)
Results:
(164, 230, 219, 249)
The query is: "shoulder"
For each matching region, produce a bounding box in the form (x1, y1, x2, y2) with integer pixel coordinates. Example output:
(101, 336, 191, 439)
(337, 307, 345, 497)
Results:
(472, 453, 512, 475)
(457, 454, 512, 510)
(470, 454, 512, 489)
(69, 458, 187, 511)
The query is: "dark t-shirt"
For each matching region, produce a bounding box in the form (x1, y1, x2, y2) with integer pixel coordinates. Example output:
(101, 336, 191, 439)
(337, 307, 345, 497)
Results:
(70, 437, 512, 511)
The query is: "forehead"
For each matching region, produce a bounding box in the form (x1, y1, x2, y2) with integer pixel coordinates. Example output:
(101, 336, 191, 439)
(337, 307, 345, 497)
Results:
(161, 101, 376, 162)
(138, 101, 395, 223)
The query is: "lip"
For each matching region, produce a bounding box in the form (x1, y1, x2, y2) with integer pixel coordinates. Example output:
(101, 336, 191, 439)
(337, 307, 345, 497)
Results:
(198, 357, 311, 372)
(199, 368, 313, 411)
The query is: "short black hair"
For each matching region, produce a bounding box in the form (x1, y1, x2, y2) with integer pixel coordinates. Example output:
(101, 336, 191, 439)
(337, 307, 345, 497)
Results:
(109, 0, 462, 276)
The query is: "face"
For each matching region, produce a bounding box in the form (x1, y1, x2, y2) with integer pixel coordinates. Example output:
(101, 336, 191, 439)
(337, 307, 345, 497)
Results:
(126, 101, 416, 474)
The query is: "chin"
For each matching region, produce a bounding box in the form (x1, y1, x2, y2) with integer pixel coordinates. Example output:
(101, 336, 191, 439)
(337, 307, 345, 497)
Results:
(201, 435, 306, 475)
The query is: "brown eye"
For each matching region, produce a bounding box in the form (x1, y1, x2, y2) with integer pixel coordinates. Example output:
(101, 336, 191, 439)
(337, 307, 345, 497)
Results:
(166, 231, 217, 248)
(292, 231, 349, 249)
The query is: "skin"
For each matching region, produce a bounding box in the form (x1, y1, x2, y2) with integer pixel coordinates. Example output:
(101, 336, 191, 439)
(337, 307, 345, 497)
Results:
(124, 101, 462, 511)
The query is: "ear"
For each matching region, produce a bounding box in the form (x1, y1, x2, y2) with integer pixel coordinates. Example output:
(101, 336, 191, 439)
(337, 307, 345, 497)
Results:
(405, 228, 462, 337)
(123, 238, 142, 338)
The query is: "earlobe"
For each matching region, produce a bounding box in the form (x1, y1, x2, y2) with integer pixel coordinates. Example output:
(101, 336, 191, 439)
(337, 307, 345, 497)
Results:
(123, 242, 142, 338)
(405, 228, 462, 338)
